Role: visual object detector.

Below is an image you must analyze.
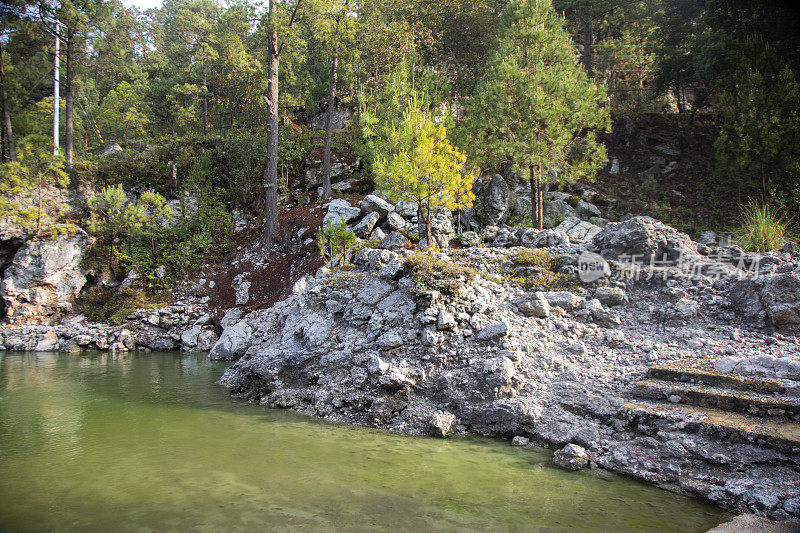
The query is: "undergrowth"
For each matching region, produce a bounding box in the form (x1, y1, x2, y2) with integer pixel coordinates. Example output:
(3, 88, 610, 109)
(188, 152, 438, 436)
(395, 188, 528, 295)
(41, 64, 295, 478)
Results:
(78, 286, 173, 325)
(735, 202, 789, 252)
(404, 252, 476, 298)
(505, 249, 577, 292)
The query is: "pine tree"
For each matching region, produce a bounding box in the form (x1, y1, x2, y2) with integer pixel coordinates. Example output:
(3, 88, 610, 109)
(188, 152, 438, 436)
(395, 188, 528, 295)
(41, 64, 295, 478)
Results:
(373, 100, 470, 247)
(461, 0, 610, 230)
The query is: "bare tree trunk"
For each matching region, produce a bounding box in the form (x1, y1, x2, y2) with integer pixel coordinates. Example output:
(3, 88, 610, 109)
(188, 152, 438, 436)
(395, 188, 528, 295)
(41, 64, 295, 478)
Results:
(263, 0, 280, 242)
(582, 17, 593, 77)
(202, 70, 209, 135)
(0, 42, 15, 161)
(65, 32, 74, 170)
(529, 165, 544, 230)
(538, 167, 544, 230)
(321, 45, 339, 200)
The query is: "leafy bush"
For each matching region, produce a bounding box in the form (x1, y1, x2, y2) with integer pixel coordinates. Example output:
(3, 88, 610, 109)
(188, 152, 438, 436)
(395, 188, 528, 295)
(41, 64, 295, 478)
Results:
(316, 218, 358, 260)
(78, 286, 171, 325)
(735, 202, 789, 252)
(403, 252, 476, 298)
(507, 249, 576, 292)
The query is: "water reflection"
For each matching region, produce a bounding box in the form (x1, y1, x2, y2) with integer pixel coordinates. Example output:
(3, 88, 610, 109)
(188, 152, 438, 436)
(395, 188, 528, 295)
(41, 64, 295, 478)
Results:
(0, 351, 730, 532)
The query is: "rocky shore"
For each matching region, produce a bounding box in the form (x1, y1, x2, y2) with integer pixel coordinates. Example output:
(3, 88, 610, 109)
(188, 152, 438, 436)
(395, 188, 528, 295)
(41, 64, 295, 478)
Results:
(214, 215, 800, 521)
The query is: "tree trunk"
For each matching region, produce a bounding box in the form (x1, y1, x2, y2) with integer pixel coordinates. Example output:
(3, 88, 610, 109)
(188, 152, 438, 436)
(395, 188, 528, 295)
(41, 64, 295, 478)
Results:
(0, 42, 15, 162)
(321, 45, 339, 200)
(582, 17, 593, 77)
(65, 32, 74, 170)
(529, 165, 544, 230)
(420, 206, 433, 249)
(538, 169, 544, 230)
(202, 70, 209, 135)
(263, 0, 280, 242)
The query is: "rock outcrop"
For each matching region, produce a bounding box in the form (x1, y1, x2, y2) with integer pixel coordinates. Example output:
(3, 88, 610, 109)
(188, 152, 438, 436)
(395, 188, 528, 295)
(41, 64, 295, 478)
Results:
(1, 230, 89, 324)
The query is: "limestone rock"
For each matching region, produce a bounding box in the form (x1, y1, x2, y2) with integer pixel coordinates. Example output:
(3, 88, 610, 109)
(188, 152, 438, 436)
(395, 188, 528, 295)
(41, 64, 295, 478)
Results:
(592, 216, 699, 262)
(553, 443, 589, 470)
(474, 175, 511, 226)
(359, 194, 394, 217)
(1, 230, 88, 324)
(428, 411, 457, 438)
(208, 321, 253, 360)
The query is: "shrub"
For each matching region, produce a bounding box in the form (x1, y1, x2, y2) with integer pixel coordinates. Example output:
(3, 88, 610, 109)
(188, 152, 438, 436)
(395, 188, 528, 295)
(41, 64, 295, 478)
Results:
(735, 202, 789, 252)
(404, 252, 476, 298)
(78, 286, 171, 325)
(508, 249, 576, 292)
(317, 218, 358, 261)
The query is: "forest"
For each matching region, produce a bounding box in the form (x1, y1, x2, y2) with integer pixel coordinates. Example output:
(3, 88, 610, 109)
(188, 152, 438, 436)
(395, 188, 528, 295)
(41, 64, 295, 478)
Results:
(1, 0, 799, 288)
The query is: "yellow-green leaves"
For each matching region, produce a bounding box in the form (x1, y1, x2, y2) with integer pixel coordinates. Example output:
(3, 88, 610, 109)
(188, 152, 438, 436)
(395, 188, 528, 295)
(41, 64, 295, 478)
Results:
(372, 102, 474, 245)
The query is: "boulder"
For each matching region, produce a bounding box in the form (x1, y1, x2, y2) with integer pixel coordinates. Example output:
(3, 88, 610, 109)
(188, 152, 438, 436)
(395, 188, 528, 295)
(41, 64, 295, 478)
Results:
(542, 291, 581, 310)
(386, 212, 406, 231)
(380, 231, 409, 250)
(516, 292, 551, 318)
(34, 330, 59, 351)
(575, 199, 601, 219)
(595, 286, 626, 307)
(729, 272, 800, 332)
(379, 368, 415, 390)
(359, 194, 394, 217)
(99, 143, 124, 158)
(352, 211, 380, 238)
(208, 321, 253, 360)
(377, 330, 403, 349)
(543, 200, 576, 227)
(220, 308, 243, 329)
(311, 106, 353, 131)
(592, 216, 699, 263)
(483, 356, 516, 389)
(492, 227, 518, 248)
(553, 217, 602, 244)
(459, 231, 481, 248)
(476, 321, 509, 341)
(428, 411, 457, 438)
(232, 274, 251, 306)
(552, 443, 589, 470)
(1, 229, 88, 324)
(196, 329, 219, 351)
(529, 229, 570, 249)
(474, 175, 511, 226)
(323, 199, 361, 228)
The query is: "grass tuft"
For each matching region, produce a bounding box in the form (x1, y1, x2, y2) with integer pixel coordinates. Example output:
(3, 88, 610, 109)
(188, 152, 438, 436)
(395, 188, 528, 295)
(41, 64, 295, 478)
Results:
(735, 202, 789, 252)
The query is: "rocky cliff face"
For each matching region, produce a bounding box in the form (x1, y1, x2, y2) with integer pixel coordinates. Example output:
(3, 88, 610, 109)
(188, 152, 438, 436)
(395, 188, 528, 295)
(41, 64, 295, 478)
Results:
(216, 217, 800, 520)
(0, 229, 89, 324)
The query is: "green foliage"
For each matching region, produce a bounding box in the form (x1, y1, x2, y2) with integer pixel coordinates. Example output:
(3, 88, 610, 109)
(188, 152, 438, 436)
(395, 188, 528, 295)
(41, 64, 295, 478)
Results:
(87, 183, 143, 273)
(367, 88, 474, 244)
(316, 218, 358, 261)
(735, 203, 789, 252)
(460, 0, 610, 194)
(403, 252, 476, 298)
(714, 56, 800, 208)
(507, 248, 576, 292)
(0, 134, 69, 234)
(96, 81, 152, 142)
(79, 286, 172, 325)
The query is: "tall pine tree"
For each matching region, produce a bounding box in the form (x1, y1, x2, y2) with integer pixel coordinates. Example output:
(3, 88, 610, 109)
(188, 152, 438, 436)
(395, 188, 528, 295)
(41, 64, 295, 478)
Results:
(462, 0, 610, 229)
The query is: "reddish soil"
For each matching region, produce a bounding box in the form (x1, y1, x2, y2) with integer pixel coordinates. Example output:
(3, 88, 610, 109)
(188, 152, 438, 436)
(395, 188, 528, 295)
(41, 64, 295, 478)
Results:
(202, 201, 328, 322)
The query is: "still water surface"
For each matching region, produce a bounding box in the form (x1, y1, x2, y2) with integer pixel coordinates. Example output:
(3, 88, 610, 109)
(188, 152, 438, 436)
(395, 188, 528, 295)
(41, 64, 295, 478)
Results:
(0, 351, 730, 532)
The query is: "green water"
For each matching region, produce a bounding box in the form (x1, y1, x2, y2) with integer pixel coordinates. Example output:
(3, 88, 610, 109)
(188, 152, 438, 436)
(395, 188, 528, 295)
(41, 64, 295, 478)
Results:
(0, 352, 730, 532)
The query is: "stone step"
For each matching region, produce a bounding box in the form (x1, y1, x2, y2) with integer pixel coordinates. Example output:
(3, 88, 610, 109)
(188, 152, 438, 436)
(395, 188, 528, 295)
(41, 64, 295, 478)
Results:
(646, 362, 786, 394)
(622, 400, 800, 455)
(632, 379, 800, 421)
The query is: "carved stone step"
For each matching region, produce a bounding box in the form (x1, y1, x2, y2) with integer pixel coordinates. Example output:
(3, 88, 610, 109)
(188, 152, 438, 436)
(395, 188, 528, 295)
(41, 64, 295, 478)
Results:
(622, 400, 800, 454)
(632, 379, 800, 421)
(646, 361, 786, 394)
